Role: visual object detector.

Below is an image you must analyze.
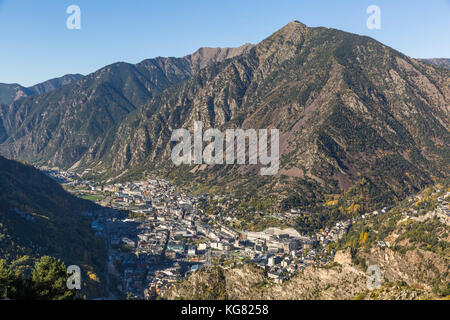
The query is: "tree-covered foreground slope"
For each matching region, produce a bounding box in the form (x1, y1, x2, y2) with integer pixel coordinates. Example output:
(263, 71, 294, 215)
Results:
(0, 256, 77, 300)
(0, 155, 107, 298)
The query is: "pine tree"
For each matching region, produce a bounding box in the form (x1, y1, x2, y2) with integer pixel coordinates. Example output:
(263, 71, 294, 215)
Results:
(30, 256, 75, 300)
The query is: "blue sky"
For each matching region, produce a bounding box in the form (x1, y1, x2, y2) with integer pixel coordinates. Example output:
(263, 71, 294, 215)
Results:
(0, 0, 449, 86)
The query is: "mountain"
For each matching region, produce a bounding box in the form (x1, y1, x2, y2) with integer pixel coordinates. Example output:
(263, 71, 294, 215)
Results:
(421, 58, 450, 70)
(0, 155, 107, 296)
(1, 21, 448, 208)
(0, 73, 83, 105)
(0, 45, 252, 166)
(73, 21, 448, 206)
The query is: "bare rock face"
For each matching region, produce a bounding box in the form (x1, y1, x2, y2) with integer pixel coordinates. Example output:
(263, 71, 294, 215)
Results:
(187, 44, 254, 71)
(165, 253, 367, 300)
(361, 247, 449, 291)
(333, 248, 353, 265)
(0, 74, 83, 106)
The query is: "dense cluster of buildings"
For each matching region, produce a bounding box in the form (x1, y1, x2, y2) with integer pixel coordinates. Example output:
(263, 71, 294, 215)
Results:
(42, 168, 402, 299)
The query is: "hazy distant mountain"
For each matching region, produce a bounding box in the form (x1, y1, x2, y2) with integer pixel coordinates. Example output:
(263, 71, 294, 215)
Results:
(0, 73, 83, 105)
(186, 44, 254, 70)
(420, 58, 450, 70)
(28, 73, 84, 95)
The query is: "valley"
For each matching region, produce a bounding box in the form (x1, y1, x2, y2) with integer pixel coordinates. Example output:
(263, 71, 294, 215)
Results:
(41, 167, 449, 300)
(0, 16, 448, 302)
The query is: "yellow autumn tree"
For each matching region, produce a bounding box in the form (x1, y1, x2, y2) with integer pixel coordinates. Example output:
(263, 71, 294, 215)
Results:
(359, 231, 368, 245)
(347, 203, 362, 214)
(326, 199, 338, 206)
(88, 272, 99, 282)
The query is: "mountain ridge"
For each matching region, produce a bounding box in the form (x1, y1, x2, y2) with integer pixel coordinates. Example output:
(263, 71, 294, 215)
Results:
(0, 155, 107, 297)
(0, 73, 84, 105)
(420, 58, 450, 70)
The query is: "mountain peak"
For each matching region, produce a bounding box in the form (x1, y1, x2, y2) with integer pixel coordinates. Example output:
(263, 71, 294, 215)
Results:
(254, 20, 308, 59)
(280, 20, 308, 32)
(263, 20, 308, 44)
(288, 20, 307, 27)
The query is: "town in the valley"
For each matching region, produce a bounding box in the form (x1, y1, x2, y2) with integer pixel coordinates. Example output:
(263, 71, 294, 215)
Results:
(39, 167, 449, 300)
